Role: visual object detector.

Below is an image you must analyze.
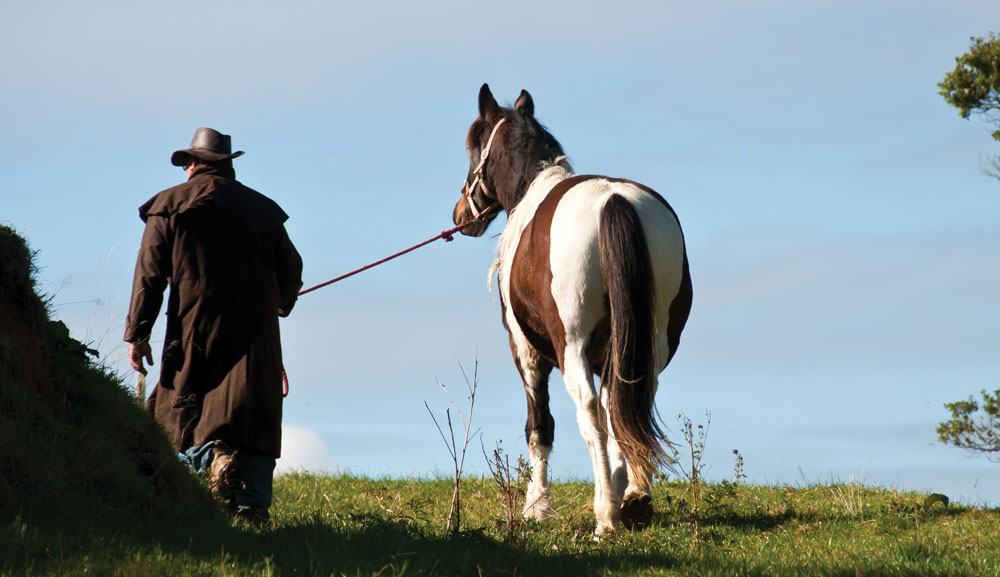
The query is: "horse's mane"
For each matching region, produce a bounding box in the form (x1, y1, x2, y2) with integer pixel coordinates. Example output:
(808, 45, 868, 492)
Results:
(501, 110, 566, 205)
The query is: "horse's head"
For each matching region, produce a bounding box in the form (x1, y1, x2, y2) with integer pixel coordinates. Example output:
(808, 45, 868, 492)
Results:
(453, 83, 565, 237)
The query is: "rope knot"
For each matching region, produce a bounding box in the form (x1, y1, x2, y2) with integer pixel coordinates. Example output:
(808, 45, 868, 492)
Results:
(441, 231, 455, 242)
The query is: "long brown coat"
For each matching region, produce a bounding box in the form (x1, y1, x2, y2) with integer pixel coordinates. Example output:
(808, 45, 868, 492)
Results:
(124, 164, 303, 457)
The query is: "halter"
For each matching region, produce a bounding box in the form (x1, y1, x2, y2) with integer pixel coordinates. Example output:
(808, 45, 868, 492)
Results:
(462, 117, 507, 218)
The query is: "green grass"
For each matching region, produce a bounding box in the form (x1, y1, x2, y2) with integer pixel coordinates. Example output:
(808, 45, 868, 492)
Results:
(4, 472, 998, 576)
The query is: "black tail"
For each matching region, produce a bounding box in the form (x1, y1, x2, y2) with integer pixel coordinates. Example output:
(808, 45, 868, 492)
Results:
(598, 194, 668, 477)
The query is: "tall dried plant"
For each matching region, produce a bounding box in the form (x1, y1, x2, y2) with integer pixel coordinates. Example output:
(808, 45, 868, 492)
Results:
(425, 356, 480, 535)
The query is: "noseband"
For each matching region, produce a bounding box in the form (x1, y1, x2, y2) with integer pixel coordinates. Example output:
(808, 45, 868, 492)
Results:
(462, 117, 507, 219)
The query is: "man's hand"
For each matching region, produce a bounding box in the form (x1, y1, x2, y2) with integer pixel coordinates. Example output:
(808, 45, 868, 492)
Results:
(129, 341, 154, 375)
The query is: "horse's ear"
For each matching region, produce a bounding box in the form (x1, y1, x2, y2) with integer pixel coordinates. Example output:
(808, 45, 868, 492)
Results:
(478, 83, 500, 120)
(515, 90, 534, 117)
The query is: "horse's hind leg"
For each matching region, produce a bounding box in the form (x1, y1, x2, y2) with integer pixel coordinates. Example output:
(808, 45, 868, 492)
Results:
(603, 386, 655, 531)
(601, 387, 629, 503)
(563, 344, 619, 536)
(620, 462, 655, 530)
(515, 341, 557, 521)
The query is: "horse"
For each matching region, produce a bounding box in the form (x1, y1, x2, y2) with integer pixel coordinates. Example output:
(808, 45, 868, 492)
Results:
(452, 84, 693, 536)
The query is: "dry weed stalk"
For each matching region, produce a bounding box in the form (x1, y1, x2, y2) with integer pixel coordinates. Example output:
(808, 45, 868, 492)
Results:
(671, 412, 711, 554)
(482, 440, 530, 538)
(425, 356, 480, 536)
(834, 474, 865, 517)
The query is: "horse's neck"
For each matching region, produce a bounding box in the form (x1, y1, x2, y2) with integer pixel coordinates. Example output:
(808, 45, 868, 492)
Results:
(490, 163, 574, 293)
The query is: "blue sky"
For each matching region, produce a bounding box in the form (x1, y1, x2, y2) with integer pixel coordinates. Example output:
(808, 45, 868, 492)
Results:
(3, 1, 1000, 505)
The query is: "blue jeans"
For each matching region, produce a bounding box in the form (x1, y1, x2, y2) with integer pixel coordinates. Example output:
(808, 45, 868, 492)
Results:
(179, 441, 275, 513)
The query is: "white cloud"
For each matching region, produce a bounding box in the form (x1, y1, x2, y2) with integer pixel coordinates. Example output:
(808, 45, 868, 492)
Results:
(277, 424, 336, 474)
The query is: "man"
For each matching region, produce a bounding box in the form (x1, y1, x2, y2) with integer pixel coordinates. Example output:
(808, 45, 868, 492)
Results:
(124, 127, 303, 524)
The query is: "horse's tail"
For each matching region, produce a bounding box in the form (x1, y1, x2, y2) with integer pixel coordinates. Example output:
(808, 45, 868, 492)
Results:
(598, 193, 668, 478)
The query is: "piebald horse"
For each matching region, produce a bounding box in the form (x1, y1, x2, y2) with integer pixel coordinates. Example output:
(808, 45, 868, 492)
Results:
(453, 84, 693, 536)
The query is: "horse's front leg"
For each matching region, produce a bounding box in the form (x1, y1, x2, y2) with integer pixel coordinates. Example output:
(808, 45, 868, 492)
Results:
(511, 336, 557, 521)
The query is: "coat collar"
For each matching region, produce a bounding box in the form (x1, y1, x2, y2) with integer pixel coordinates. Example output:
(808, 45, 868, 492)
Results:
(189, 162, 236, 180)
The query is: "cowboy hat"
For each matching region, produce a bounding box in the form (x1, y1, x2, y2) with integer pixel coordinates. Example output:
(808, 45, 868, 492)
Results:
(170, 127, 245, 166)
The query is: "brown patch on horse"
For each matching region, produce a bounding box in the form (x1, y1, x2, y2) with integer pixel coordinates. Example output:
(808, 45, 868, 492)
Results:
(668, 256, 693, 364)
(508, 175, 600, 369)
(508, 219, 560, 366)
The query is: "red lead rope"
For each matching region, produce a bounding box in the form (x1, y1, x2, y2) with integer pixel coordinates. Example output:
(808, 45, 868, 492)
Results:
(296, 220, 475, 297)
(280, 214, 494, 397)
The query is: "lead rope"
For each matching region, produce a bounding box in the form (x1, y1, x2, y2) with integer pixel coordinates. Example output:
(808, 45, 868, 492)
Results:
(280, 212, 497, 397)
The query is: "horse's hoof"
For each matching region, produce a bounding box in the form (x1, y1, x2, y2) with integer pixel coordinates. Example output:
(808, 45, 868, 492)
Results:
(593, 522, 617, 541)
(620, 493, 653, 531)
(522, 500, 557, 522)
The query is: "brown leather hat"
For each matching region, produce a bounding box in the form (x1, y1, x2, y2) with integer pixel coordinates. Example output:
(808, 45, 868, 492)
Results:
(170, 127, 245, 166)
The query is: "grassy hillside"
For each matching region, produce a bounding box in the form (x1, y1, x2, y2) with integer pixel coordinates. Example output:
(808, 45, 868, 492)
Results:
(277, 474, 1000, 576)
(2, 223, 998, 576)
(0, 225, 227, 571)
(6, 471, 999, 576)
